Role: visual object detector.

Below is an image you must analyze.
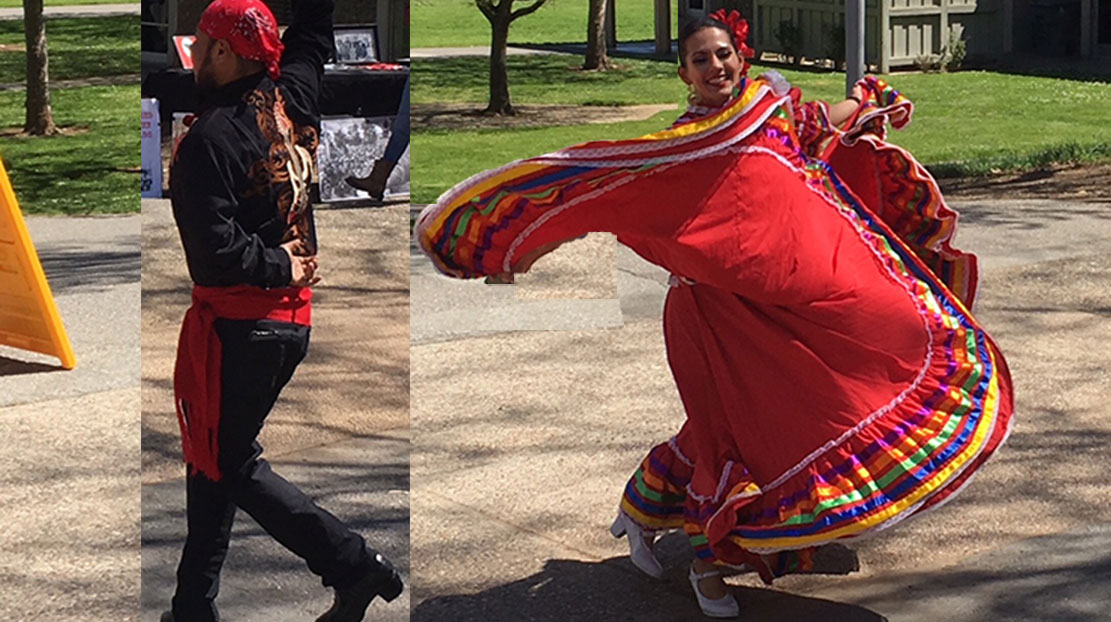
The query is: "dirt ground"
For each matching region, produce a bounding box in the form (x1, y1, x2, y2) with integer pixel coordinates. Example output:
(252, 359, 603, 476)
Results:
(939, 163, 1111, 201)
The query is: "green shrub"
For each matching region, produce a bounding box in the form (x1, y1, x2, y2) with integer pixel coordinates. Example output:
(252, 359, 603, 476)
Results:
(943, 26, 968, 72)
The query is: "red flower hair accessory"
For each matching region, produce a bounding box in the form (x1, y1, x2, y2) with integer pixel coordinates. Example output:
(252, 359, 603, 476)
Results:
(710, 9, 756, 71)
(199, 0, 284, 80)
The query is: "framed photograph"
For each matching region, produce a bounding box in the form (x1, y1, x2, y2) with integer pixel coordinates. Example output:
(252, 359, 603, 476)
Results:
(333, 27, 379, 64)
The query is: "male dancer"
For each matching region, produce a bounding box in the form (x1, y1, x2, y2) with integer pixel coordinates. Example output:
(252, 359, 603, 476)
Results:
(164, 1, 402, 620)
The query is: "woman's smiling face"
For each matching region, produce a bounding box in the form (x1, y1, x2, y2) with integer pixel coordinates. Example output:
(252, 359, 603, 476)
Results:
(679, 27, 742, 107)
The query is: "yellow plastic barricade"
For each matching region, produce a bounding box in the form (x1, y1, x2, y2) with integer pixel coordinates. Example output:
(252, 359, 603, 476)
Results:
(0, 157, 77, 369)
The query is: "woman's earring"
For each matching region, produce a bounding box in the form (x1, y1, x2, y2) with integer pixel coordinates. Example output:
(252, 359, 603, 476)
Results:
(687, 83, 697, 103)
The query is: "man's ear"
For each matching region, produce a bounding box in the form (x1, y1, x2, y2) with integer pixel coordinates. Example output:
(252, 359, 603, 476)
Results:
(210, 38, 232, 62)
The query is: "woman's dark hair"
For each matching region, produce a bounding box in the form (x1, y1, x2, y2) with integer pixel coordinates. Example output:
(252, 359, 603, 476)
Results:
(678, 17, 738, 66)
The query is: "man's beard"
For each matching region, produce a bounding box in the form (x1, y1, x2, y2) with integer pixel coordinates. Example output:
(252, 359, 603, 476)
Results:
(193, 48, 219, 94)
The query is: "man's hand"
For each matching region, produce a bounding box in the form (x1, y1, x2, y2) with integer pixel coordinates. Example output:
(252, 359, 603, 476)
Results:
(282, 240, 321, 286)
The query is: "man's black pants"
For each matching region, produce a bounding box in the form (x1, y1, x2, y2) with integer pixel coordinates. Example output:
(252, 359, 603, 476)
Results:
(171, 318, 373, 621)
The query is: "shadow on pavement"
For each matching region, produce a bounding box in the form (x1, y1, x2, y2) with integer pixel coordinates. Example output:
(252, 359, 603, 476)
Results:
(940, 167, 1111, 203)
(412, 556, 886, 622)
(0, 354, 62, 376)
(0, 570, 139, 621)
(37, 241, 141, 293)
(818, 524, 1111, 622)
(955, 199, 1111, 230)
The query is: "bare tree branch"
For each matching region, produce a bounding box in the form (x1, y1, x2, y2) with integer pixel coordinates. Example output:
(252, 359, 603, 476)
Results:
(476, 0, 548, 115)
(475, 0, 495, 21)
(510, 0, 547, 22)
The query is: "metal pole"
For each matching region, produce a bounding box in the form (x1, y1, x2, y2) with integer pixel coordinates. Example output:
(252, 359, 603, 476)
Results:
(377, 0, 392, 62)
(846, 0, 865, 97)
(655, 0, 671, 57)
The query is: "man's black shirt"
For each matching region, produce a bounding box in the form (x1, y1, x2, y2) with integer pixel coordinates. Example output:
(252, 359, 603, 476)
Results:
(170, 0, 333, 288)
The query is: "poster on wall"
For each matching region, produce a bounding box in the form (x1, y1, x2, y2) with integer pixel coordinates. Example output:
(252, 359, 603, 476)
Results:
(318, 116, 410, 203)
(173, 35, 196, 69)
(140, 98, 162, 199)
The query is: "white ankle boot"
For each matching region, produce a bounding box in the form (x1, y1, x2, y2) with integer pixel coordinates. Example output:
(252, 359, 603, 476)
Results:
(609, 512, 664, 579)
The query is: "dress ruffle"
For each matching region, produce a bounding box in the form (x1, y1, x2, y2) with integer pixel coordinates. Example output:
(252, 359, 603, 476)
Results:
(794, 77, 979, 307)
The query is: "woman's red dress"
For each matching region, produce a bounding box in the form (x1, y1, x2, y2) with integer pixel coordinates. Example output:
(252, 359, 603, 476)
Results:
(417, 74, 1014, 582)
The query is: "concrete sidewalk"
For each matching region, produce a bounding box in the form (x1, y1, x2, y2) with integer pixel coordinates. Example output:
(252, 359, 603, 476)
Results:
(0, 3, 139, 20)
(140, 199, 410, 621)
(0, 214, 140, 621)
(410, 197, 1111, 621)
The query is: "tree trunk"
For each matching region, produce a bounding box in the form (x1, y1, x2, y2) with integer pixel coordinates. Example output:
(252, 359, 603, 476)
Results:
(486, 10, 514, 115)
(584, 0, 610, 70)
(23, 0, 57, 136)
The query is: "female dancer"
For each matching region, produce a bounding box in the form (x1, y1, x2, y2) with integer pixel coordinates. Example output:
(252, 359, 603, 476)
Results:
(417, 10, 1013, 618)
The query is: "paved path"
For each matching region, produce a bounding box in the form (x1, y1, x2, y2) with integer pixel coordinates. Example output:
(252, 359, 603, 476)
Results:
(140, 199, 410, 621)
(410, 196, 1111, 621)
(0, 214, 140, 621)
(0, 3, 139, 20)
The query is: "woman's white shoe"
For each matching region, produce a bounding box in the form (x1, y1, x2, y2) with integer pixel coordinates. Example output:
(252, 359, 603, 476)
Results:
(688, 565, 740, 618)
(609, 512, 664, 579)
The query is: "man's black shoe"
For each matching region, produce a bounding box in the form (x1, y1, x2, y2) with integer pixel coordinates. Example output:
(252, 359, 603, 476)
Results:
(315, 554, 404, 622)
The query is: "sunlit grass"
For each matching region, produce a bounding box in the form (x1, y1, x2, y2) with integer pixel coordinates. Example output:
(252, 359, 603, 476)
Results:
(0, 16, 139, 84)
(0, 84, 139, 214)
(412, 0, 675, 48)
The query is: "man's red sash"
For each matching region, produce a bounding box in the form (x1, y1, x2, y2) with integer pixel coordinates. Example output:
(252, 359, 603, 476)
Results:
(173, 285, 312, 481)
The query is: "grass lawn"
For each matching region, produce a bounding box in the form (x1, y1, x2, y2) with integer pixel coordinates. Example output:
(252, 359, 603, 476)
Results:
(413, 111, 678, 203)
(412, 0, 676, 48)
(412, 56, 1111, 203)
(0, 0, 130, 7)
(0, 16, 139, 84)
(413, 54, 686, 106)
(0, 84, 138, 214)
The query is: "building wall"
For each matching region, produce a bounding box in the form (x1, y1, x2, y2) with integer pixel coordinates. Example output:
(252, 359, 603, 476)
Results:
(1009, 0, 1106, 57)
(173, 0, 377, 35)
(948, 3, 1005, 60)
(740, 0, 1009, 69)
(678, 0, 756, 23)
(668, 0, 1106, 67)
(749, 0, 883, 64)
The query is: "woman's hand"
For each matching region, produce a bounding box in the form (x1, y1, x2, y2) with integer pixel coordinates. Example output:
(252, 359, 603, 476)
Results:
(851, 83, 866, 103)
(828, 87, 866, 128)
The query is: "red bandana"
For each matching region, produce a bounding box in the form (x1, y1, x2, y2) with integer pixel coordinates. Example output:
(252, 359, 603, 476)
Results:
(199, 0, 284, 80)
